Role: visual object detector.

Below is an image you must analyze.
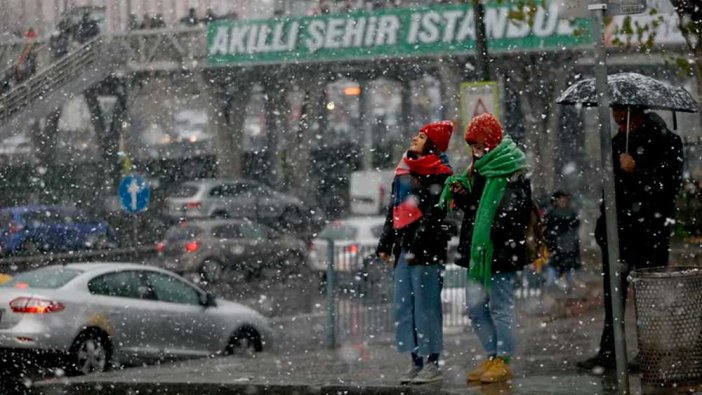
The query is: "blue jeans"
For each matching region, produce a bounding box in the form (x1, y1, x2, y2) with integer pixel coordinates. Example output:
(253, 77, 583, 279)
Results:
(393, 252, 443, 356)
(466, 272, 516, 357)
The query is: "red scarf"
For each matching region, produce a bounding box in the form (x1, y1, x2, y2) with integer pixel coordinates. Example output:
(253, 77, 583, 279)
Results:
(395, 153, 453, 176)
(392, 152, 452, 229)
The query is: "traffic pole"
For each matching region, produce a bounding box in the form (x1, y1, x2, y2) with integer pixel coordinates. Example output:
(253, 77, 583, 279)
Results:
(326, 239, 336, 348)
(590, 3, 630, 393)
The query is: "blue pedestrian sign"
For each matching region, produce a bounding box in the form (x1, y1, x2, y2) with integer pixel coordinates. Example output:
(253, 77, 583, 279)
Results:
(119, 174, 150, 213)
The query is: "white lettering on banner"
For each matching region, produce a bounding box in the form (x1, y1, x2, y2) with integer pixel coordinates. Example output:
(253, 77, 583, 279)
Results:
(210, 26, 229, 55)
(456, 9, 475, 41)
(288, 22, 300, 50)
(419, 12, 441, 43)
(442, 10, 464, 42)
(256, 24, 272, 52)
(271, 23, 287, 51)
(325, 18, 345, 48)
(228, 25, 248, 54)
(212, 5, 582, 57)
(485, 7, 508, 39)
(246, 24, 258, 53)
(506, 20, 530, 38)
(343, 18, 366, 47)
(306, 19, 325, 53)
(407, 12, 422, 44)
(364, 16, 378, 47)
(534, 5, 559, 38)
(376, 15, 400, 45)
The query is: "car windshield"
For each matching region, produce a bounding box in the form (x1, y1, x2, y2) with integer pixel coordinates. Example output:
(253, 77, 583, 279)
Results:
(165, 225, 202, 240)
(318, 223, 357, 240)
(170, 184, 199, 198)
(1, 267, 82, 289)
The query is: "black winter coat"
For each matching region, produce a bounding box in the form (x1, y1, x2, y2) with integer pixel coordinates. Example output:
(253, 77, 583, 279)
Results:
(376, 172, 452, 265)
(544, 207, 581, 271)
(595, 113, 683, 267)
(453, 171, 532, 273)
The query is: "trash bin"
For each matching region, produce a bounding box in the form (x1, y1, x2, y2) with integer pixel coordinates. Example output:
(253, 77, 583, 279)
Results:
(631, 267, 702, 393)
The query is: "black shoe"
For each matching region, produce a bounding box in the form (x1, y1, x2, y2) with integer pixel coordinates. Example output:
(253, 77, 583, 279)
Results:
(576, 355, 616, 374)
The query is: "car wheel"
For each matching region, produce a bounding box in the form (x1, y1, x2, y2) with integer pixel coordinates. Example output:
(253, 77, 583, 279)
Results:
(90, 234, 109, 250)
(69, 330, 111, 376)
(225, 326, 262, 357)
(281, 253, 306, 279)
(200, 259, 224, 285)
(281, 206, 303, 228)
(212, 211, 229, 219)
(21, 240, 40, 256)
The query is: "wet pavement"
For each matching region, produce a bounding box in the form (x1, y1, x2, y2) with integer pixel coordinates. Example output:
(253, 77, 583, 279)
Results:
(31, 271, 661, 395)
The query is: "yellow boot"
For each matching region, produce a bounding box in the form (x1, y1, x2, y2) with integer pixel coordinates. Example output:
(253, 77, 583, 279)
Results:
(480, 358, 512, 383)
(466, 359, 494, 383)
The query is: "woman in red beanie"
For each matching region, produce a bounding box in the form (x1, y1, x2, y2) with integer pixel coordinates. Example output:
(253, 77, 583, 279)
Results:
(376, 121, 454, 385)
(442, 113, 532, 384)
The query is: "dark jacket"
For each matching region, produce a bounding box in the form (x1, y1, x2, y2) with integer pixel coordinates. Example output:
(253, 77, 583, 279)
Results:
(595, 112, 683, 268)
(376, 172, 452, 265)
(454, 171, 532, 273)
(544, 206, 581, 271)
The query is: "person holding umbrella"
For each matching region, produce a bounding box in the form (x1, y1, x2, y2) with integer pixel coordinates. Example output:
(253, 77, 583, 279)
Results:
(557, 72, 690, 374)
(577, 105, 683, 373)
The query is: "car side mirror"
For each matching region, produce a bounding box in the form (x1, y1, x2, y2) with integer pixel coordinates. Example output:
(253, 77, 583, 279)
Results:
(201, 292, 217, 308)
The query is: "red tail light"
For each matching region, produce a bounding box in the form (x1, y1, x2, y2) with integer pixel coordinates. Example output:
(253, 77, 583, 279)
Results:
(185, 240, 200, 253)
(346, 244, 359, 254)
(8, 222, 22, 234)
(10, 297, 65, 314)
(155, 241, 165, 253)
(185, 201, 201, 210)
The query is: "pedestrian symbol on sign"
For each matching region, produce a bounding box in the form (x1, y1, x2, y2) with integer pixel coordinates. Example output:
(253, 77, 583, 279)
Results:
(460, 81, 500, 129)
(473, 98, 489, 117)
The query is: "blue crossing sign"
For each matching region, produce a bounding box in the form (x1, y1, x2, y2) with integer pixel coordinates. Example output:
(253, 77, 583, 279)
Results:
(119, 174, 150, 213)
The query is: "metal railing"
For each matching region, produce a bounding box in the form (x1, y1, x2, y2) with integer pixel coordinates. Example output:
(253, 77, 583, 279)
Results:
(323, 242, 544, 347)
(0, 35, 111, 126)
(0, 28, 206, 129)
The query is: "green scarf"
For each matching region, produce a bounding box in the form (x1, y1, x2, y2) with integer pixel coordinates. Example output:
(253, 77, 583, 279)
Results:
(457, 137, 527, 288)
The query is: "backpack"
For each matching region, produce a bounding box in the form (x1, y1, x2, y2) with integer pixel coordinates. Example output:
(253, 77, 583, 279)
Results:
(525, 201, 547, 266)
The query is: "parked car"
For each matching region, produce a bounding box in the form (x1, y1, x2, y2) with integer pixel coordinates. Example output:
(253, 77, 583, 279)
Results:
(165, 179, 306, 227)
(308, 216, 386, 274)
(0, 205, 113, 256)
(309, 216, 460, 274)
(0, 263, 272, 377)
(154, 219, 308, 284)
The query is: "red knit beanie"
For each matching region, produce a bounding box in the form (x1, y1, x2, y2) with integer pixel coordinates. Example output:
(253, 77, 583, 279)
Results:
(464, 113, 503, 151)
(419, 121, 453, 153)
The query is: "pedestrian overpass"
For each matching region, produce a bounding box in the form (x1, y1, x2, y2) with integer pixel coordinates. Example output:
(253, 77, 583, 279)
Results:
(0, 3, 611, 200)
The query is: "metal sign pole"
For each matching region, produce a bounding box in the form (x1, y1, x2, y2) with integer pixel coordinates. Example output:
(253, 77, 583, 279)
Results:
(326, 239, 336, 348)
(590, 3, 630, 393)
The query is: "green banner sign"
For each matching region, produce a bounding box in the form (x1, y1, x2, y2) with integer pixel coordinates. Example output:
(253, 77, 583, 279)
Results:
(207, 3, 590, 66)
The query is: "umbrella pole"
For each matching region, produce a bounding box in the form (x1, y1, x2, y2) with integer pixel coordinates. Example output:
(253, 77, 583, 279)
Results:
(591, 4, 630, 394)
(626, 107, 630, 153)
(673, 110, 678, 131)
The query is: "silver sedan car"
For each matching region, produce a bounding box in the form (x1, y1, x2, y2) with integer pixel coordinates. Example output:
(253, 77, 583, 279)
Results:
(0, 263, 272, 376)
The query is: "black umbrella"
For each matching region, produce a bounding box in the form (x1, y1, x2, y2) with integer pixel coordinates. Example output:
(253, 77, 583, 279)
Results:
(556, 72, 699, 113)
(557, 72, 699, 152)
